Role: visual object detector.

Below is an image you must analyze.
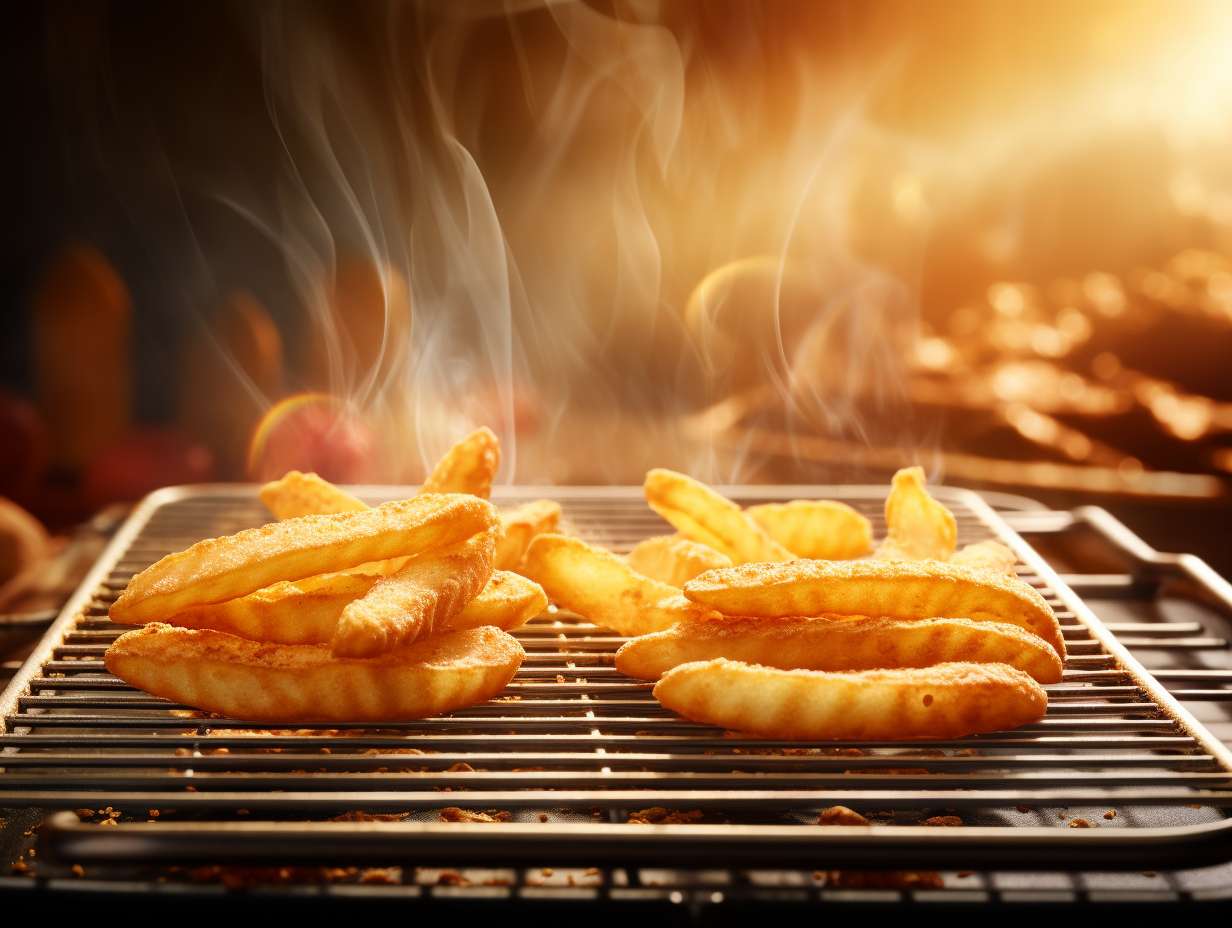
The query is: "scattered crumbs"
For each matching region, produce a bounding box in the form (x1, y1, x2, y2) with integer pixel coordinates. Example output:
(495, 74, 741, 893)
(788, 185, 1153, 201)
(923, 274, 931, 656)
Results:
(331, 811, 407, 823)
(1068, 818, 1094, 828)
(359, 868, 401, 885)
(1103, 809, 1117, 820)
(541, 868, 554, 877)
(585, 867, 599, 876)
(627, 807, 704, 825)
(817, 806, 870, 827)
(447, 762, 475, 773)
(538, 813, 550, 823)
(438, 807, 511, 824)
(556, 675, 567, 684)
(812, 871, 825, 881)
(75, 808, 94, 820)
(922, 816, 963, 827)
(148, 809, 160, 818)
(1016, 805, 1031, 814)
(437, 870, 469, 886)
(824, 871, 944, 890)
(1058, 812, 1067, 820)
(70, 864, 85, 878)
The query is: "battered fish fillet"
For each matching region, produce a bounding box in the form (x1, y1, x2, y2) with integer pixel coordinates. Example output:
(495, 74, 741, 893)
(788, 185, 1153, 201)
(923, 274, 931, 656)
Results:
(950, 540, 1018, 577)
(653, 659, 1048, 740)
(259, 470, 368, 520)
(875, 467, 957, 562)
(110, 494, 496, 624)
(616, 615, 1063, 683)
(138, 570, 546, 644)
(332, 529, 496, 658)
(521, 533, 716, 636)
(745, 501, 872, 560)
(495, 499, 562, 570)
(643, 469, 793, 564)
(683, 559, 1065, 659)
(105, 624, 524, 723)
(625, 534, 732, 587)
(422, 427, 500, 499)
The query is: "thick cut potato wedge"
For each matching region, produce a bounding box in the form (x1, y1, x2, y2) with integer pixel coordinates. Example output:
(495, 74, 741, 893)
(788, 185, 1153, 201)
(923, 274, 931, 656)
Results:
(616, 614, 1062, 683)
(683, 559, 1065, 659)
(625, 534, 732, 587)
(422, 427, 500, 499)
(745, 501, 872, 560)
(496, 499, 562, 570)
(875, 467, 957, 562)
(654, 659, 1048, 740)
(105, 624, 524, 723)
(259, 471, 368, 520)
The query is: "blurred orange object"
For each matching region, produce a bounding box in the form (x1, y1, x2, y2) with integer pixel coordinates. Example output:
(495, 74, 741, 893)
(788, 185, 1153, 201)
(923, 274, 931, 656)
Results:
(247, 393, 374, 483)
(0, 497, 50, 606)
(0, 390, 49, 503)
(84, 428, 215, 509)
(31, 245, 131, 472)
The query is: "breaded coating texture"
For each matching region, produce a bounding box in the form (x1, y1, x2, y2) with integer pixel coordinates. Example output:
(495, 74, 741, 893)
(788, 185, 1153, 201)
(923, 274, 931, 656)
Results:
(745, 501, 872, 560)
(259, 471, 368, 520)
(421, 427, 500, 499)
(105, 624, 524, 723)
(653, 659, 1048, 740)
(625, 534, 732, 587)
(495, 499, 562, 570)
(950, 540, 1018, 577)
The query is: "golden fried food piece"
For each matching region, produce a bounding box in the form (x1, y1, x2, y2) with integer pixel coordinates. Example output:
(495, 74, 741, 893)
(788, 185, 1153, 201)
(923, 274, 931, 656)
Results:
(422, 427, 500, 499)
(745, 501, 872, 560)
(138, 569, 544, 644)
(643, 469, 793, 564)
(521, 533, 715, 636)
(625, 535, 732, 587)
(105, 624, 524, 722)
(683, 559, 1065, 659)
(259, 470, 368, 520)
(950, 540, 1018, 577)
(653, 659, 1048, 740)
(331, 529, 497, 658)
(495, 499, 562, 570)
(616, 615, 1062, 683)
(875, 466, 957, 562)
(110, 494, 496, 624)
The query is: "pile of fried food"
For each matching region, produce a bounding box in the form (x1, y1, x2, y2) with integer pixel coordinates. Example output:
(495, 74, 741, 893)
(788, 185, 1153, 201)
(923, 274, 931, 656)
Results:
(522, 466, 1062, 741)
(104, 429, 560, 722)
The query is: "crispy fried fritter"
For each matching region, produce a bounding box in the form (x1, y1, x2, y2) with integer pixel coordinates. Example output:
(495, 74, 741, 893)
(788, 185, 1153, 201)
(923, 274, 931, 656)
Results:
(745, 501, 872, 560)
(643, 469, 793, 564)
(653, 659, 1048, 740)
(616, 614, 1062, 683)
(259, 471, 368, 520)
(105, 624, 524, 722)
(521, 533, 715, 636)
(625, 534, 732, 587)
(950, 540, 1018, 577)
(331, 529, 496, 658)
(110, 495, 496, 624)
(422, 427, 500, 499)
(682, 559, 1064, 659)
(875, 467, 957, 562)
(495, 499, 562, 570)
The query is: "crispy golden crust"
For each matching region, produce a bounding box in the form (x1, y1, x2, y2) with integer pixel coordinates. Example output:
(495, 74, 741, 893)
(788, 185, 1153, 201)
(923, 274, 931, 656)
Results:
(144, 569, 544, 644)
(616, 615, 1063, 683)
(683, 559, 1065, 659)
(332, 530, 496, 658)
(625, 535, 732, 587)
(875, 467, 957, 562)
(745, 501, 872, 560)
(422, 427, 500, 499)
(495, 499, 562, 570)
(643, 469, 793, 564)
(105, 624, 524, 722)
(950, 540, 1018, 577)
(521, 533, 715, 636)
(110, 495, 496, 624)
(653, 659, 1048, 740)
(259, 471, 368, 520)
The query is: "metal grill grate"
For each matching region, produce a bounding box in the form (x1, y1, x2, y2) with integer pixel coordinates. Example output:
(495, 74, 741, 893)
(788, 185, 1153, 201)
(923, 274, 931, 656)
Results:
(2, 485, 1232, 874)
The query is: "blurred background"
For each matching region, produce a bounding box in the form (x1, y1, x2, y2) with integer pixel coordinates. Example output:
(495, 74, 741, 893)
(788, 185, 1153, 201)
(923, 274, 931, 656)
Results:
(1, 0, 1231, 583)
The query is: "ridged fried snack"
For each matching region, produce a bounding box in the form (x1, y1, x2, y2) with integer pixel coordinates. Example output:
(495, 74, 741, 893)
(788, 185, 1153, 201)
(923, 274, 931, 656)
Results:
(422, 427, 500, 499)
(875, 466, 957, 562)
(616, 615, 1063, 683)
(139, 569, 545, 645)
(259, 470, 368, 520)
(110, 494, 495, 624)
(745, 501, 872, 560)
(950, 540, 1018, 577)
(625, 535, 732, 587)
(683, 560, 1065, 659)
(522, 533, 715, 636)
(644, 469, 793, 564)
(653, 659, 1048, 740)
(496, 499, 562, 570)
(105, 624, 524, 723)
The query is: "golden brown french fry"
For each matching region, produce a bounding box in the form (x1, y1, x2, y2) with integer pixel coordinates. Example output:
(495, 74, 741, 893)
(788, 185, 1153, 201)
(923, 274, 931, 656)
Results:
(643, 469, 793, 564)
(875, 466, 957, 562)
(745, 501, 872, 560)
(683, 559, 1065, 659)
(950, 540, 1018, 577)
(496, 499, 562, 570)
(422, 427, 500, 499)
(259, 470, 367, 519)
(521, 533, 715, 636)
(625, 535, 732, 587)
(331, 529, 496, 658)
(110, 494, 496, 624)
(616, 615, 1062, 683)
(653, 659, 1048, 740)
(105, 624, 524, 723)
